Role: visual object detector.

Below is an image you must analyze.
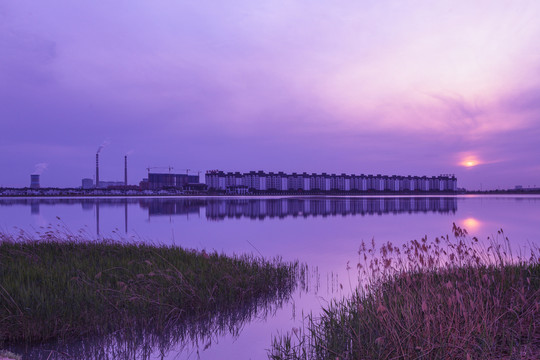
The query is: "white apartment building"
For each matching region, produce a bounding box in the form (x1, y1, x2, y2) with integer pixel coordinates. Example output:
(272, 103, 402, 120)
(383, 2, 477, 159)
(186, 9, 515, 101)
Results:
(205, 170, 457, 193)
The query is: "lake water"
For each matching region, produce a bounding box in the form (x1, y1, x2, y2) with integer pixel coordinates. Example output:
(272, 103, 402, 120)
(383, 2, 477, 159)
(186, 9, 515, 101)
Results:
(1, 195, 539, 359)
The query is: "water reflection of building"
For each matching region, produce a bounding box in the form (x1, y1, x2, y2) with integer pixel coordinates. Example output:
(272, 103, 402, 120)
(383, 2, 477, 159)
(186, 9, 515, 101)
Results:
(30, 200, 40, 215)
(0, 197, 458, 227)
(137, 197, 457, 220)
(81, 202, 94, 211)
(204, 198, 457, 220)
(138, 199, 205, 217)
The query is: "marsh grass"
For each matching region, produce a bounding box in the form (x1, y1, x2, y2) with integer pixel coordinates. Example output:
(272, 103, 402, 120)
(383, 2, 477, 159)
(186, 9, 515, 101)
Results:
(269, 224, 539, 360)
(0, 228, 299, 346)
(0, 349, 21, 360)
(10, 289, 291, 360)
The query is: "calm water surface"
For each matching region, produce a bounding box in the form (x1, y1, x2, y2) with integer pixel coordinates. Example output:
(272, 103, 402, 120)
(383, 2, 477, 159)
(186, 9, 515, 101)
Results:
(1, 195, 539, 359)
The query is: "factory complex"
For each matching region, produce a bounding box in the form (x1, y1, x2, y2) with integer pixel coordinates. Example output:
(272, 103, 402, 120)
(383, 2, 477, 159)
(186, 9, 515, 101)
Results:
(205, 171, 457, 194)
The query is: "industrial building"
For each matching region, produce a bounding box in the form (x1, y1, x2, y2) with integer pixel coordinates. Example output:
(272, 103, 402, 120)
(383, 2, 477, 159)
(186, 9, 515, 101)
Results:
(205, 170, 457, 193)
(30, 174, 40, 189)
(148, 173, 200, 190)
(98, 181, 125, 188)
(82, 178, 94, 189)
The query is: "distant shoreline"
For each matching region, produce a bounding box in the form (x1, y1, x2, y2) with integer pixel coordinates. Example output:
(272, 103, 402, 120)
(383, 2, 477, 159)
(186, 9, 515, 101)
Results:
(2, 187, 540, 198)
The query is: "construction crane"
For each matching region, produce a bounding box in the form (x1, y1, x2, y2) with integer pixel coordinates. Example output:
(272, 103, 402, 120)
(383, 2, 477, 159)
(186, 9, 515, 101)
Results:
(146, 166, 174, 177)
(185, 169, 203, 178)
(176, 168, 191, 175)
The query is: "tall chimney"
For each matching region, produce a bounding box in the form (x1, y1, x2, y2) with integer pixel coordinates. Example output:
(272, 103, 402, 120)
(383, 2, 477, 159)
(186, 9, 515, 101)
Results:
(96, 153, 99, 188)
(124, 155, 128, 186)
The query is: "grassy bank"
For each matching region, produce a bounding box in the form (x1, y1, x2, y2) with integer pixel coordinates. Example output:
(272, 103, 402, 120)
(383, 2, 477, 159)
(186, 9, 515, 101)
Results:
(0, 229, 298, 344)
(270, 225, 539, 360)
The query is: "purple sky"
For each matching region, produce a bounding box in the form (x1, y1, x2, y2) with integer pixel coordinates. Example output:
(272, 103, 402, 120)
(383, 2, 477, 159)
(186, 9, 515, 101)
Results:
(1, 1, 539, 190)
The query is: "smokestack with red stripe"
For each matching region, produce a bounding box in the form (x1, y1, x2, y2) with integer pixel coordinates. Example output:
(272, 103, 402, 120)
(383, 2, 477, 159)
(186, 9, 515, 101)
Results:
(96, 153, 99, 188)
(95, 141, 109, 189)
(124, 155, 128, 186)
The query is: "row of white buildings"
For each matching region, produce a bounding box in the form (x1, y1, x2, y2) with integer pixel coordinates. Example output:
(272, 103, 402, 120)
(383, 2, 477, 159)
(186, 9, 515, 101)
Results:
(205, 171, 458, 193)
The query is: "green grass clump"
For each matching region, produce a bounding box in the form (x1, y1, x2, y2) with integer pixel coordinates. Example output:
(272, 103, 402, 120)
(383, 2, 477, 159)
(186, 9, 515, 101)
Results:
(0, 228, 298, 344)
(269, 225, 540, 360)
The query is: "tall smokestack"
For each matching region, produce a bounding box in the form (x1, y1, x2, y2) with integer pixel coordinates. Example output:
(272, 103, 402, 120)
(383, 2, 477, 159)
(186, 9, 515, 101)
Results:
(124, 155, 128, 186)
(96, 153, 99, 188)
(95, 140, 109, 189)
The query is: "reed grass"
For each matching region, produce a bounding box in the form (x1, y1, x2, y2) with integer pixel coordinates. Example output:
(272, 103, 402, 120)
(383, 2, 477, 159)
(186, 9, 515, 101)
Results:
(0, 350, 21, 360)
(0, 228, 298, 345)
(269, 224, 539, 360)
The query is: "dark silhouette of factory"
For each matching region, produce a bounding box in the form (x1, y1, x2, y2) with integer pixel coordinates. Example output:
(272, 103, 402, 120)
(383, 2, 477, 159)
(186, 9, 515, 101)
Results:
(142, 173, 200, 190)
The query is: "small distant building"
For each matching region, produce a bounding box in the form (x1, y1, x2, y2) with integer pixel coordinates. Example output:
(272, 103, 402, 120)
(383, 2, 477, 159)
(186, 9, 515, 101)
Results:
(82, 178, 94, 189)
(140, 178, 149, 190)
(184, 183, 207, 192)
(98, 181, 124, 188)
(226, 185, 249, 195)
(30, 174, 40, 189)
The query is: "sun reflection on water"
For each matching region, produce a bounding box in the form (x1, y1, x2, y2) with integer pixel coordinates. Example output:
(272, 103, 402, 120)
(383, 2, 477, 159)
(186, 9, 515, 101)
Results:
(461, 217, 481, 231)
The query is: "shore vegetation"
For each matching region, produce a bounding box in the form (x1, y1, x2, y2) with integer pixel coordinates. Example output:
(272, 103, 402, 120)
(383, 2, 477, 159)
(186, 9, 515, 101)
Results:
(269, 224, 539, 360)
(0, 227, 298, 345)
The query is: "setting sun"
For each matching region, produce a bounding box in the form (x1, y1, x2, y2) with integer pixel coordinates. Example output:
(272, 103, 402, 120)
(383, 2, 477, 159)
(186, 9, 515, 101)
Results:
(459, 155, 481, 168)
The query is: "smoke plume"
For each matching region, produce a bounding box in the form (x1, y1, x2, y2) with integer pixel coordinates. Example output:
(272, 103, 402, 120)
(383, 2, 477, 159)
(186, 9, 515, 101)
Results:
(33, 163, 48, 175)
(96, 140, 111, 154)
